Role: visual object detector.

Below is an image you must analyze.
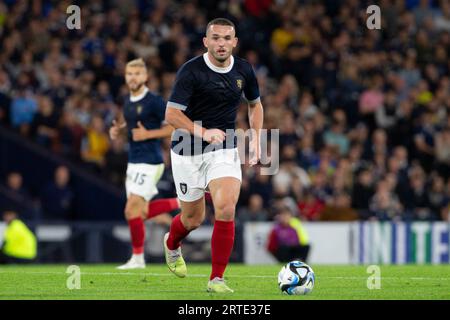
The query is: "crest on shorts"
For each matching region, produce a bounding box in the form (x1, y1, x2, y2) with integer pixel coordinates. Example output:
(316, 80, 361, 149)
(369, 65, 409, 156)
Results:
(236, 79, 243, 89)
(180, 183, 187, 194)
(136, 105, 143, 115)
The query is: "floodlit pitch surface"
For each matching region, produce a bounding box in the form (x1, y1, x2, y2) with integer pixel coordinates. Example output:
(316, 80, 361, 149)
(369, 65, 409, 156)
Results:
(0, 264, 449, 300)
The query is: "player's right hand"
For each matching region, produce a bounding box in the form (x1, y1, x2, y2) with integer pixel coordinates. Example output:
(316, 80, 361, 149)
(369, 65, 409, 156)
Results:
(109, 120, 125, 140)
(203, 128, 226, 144)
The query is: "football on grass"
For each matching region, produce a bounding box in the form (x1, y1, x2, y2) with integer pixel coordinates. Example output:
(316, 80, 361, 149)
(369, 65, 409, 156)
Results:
(278, 260, 315, 295)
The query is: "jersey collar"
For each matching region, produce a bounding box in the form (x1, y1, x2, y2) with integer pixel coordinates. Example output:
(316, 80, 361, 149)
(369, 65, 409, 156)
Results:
(130, 86, 149, 102)
(203, 53, 234, 73)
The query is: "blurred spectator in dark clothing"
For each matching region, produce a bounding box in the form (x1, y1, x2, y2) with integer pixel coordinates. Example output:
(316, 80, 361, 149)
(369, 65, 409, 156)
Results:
(95, 81, 114, 103)
(375, 90, 398, 132)
(428, 175, 448, 219)
(58, 109, 85, 161)
(40, 166, 74, 221)
(5, 172, 30, 199)
(348, 122, 369, 149)
(352, 168, 375, 215)
(43, 69, 71, 110)
(103, 135, 128, 187)
(0, 69, 11, 126)
(279, 110, 300, 149)
(237, 176, 251, 208)
(338, 65, 363, 127)
(413, 111, 436, 173)
(30, 96, 59, 149)
(407, 167, 433, 220)
(369, 179, 403, 221)
(248, 170, 273, 208)
(373, 151, 388, 179)
(393, 146, 410, 171)
(390, 99, 415, 148)
(347, 142, 365, 172)
(237, 194, 269, 224)
(434, 127, 450, 179)
(267, 206, 310, 263)
(297, 134, 318, 170)
(0, 92, 11, 126)
(309, 170, 332, 203)
(387, 155, 410, 207)
(273, 145, 311, 198)
(442, 201, 450, 221)
(1, 172, 38, 221)
(363, 128, 389, 161)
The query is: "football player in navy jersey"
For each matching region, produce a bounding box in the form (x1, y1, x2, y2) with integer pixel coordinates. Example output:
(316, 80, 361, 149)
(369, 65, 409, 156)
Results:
(110, 58, 179, 270)
(163, 18, 264, 293)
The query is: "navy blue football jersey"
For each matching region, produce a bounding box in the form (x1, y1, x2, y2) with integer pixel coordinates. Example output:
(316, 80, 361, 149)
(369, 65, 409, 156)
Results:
(168, 53, 260, 155)
(123, 88, 166, 164)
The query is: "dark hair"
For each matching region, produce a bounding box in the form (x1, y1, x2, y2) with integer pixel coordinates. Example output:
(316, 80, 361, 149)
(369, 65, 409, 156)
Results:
(3, 210, 18, 217)
(206, 18, 236, 34)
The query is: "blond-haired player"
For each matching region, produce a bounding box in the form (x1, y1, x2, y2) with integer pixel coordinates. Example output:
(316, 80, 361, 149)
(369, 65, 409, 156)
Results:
(110, 58, 179, 269)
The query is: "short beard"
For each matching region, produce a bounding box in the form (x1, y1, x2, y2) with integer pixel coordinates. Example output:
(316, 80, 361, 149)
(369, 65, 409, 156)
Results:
(129, 82, 144, 93)
(213, 53, 229, 63)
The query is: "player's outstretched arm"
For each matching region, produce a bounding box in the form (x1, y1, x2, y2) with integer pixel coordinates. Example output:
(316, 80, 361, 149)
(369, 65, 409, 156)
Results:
(248, 101, 264, 166)
(165, 107, 225, 144)
(132, 122, 174, 141)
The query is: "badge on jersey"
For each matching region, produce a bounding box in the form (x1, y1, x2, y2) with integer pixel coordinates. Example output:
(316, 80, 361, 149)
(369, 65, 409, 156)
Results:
(180, 183, 187, 194)
(136, 105, 143, 115)
(236, 79, 243, 89)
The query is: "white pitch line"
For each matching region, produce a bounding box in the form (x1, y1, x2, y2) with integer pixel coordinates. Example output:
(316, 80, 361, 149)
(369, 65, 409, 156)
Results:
(0, 271, 449, 281)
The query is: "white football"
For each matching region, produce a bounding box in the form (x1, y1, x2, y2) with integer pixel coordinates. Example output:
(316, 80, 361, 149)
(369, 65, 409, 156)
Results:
(278, 260, 315, 295)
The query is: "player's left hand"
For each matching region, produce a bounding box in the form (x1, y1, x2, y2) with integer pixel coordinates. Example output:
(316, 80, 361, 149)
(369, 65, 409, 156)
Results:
(132, 121, 150, 141)
(249, 139, 261, 167)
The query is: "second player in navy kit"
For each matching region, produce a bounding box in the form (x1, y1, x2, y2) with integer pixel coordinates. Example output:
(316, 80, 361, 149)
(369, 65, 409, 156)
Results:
(110, 58, 179, 270)
(124, 89, 166, 165)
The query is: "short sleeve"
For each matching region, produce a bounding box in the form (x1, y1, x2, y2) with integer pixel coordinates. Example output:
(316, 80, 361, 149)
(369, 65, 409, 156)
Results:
(155, 96, 166, 122)
(243, 64, 260, 104)
(167, 65, 195, 111)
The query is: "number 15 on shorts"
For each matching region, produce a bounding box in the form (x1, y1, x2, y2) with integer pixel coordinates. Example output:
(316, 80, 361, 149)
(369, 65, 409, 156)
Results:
(128, 172, 147, 185)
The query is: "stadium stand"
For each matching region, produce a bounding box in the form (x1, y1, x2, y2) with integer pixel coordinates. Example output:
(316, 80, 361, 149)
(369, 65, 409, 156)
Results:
(0, 0, 449, 226)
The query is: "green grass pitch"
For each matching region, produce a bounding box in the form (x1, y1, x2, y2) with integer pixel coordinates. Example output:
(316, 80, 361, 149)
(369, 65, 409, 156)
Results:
(0, 264, 449, 300)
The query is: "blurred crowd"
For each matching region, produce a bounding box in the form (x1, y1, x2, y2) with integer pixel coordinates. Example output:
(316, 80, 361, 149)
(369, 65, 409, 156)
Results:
(0, 0, 449, 222)
(1, 167, 74, 221)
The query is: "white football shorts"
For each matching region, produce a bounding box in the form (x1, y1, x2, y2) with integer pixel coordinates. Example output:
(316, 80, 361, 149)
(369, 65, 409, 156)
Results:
(125, 163, 165, 201)
(170, 148, 242, 202)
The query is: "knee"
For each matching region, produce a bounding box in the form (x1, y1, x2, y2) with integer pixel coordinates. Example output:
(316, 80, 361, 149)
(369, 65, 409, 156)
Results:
(124, 201, 142, 220)
(183, 215, 203, 231)
(215, 203, 236, 221)
(124, 207, 138, 220)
